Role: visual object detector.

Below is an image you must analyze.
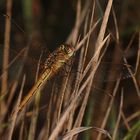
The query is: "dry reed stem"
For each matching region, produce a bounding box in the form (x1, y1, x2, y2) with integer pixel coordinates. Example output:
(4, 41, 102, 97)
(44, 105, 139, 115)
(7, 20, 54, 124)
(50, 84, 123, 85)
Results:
(112, 7, 119, 43)
(9, 45, 29, 123)
(51, 81, 61, 129)
(38, 82, 57, 140)
(70, 13, 91, 138)
(96, 77, 121, 140)
(124, 33, 136, 54)
(7, 75, 26, 140)
(53, 1, 84, 127)
(70, 0, 81, 45)
(72, 2, 104, 129)
(2, 0, 13, 92)
(94, 0, 113, 52)
(0, 48, 26, 120)
(76, 19, 101, 51)
(82, 0, 95, 67)
(1, 0, 13, 115)
(19, 120, 24, 140)
(78, 36, 110, 95)
(112, 89, 124, 140)
(27, 51, 44, 140)
(62, 126, 111, 140)
(0, 47, 29, 123)
(135, 32, 140, 73)
(66, 9, 91, 133)
(67, 0, 90, 44)
(73, 38, 109, 140)
(121, 111, 131, 130)
(44, 93, 54, 139)
(81, 35, 110, 81)
(57, 72, 71, 121)
(123, 58, 140, 98)
(126, 111, 140, 123)
(65, 1, 87, 130)
(0, 48, 26, 80)
(72, 46, 110, 140)
(28, 109, 38, 140)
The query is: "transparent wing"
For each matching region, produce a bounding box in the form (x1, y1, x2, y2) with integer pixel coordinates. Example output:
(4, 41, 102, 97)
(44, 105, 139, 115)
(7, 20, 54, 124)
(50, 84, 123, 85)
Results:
(93, 62, 133, 82)
(0, 14, 49, 87)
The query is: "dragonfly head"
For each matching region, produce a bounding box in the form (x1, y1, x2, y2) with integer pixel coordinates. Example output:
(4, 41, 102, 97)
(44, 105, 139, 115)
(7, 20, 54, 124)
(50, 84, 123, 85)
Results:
(60, 44, 74, 57)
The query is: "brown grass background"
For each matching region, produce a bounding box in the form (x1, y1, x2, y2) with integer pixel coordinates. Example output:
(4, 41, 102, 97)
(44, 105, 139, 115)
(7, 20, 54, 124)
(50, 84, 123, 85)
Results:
(0, 0, 140, 140)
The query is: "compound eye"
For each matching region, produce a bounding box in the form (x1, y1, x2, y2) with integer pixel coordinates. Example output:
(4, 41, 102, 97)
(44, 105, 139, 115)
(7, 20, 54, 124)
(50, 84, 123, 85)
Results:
(59, 44, 65, 52)
(60, 44, 74, 57)
(60, 44, 68, 54)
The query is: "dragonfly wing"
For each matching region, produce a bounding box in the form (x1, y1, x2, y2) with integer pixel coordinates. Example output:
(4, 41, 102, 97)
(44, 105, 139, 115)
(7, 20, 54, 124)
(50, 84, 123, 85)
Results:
(93, 62, 133, 82)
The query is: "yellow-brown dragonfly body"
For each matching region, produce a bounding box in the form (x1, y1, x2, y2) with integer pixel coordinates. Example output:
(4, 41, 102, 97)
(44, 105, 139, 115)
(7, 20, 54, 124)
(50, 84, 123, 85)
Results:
(17, 44, 74, 113)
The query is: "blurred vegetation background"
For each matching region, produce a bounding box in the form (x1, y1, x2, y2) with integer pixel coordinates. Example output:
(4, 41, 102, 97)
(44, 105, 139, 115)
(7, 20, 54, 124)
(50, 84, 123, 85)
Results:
(0, 0, 140, 140)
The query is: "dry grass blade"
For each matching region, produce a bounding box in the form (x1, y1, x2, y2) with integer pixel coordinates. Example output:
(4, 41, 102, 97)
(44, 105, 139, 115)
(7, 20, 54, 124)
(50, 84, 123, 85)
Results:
(123, 58, 140, 98)
(123, 120, 140, 140)
(112, 89, 124, 140)
(7, 75, 26, 140)
(76, 19, 101, 51)
(78, 36, 110, 95)
(0, 48, 26, 80)
(112, 6, 119, 42)
(70, 0, 81, 44)
(48, 96, 77, 140)
(27, 51, 44, 140)
(0, 47, 29, 122)
(61, 126, 111, 140)
(1, 0, 13, 116)
(121, 111, 131, 130)
(81, 34, 110, 81)
(1, 0, 13, 93)
(72, 38, 110, 140)
(65, 4, 94, 130)
(97, 77, 121, 140)
(67, 0, 90, 44)
(126, 111, 140, 123)
(95, 0, 113, 51)
(69, 1, 96, 136)
(135, 32, 140, 73)
(81, 0, 95, 70)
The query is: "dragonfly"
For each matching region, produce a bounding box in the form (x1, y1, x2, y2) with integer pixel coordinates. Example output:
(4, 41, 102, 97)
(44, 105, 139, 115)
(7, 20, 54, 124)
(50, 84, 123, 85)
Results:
(0, 13, 133, 115)
(13, 44, 74, 114)
(0, 14, 76, 115)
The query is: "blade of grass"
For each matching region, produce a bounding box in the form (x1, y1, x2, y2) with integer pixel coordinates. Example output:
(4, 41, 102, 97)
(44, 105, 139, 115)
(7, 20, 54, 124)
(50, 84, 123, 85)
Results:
(123, 120, 140, 140)
(135, 32, 140, 73)
(94, 0, 113, 51)
(121, 111, 131, 131)
(7, 75, 26, 140)
(112, 89, 124, 140)
(61, 126, 111, 140)
(1, 0, 13, 115)
(123, 58, 140, 98)
(73, 36, 110, 140)
(96, 77, 121, 140)
(27, 52, 43, 140)
(126, 111, 140, 123)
